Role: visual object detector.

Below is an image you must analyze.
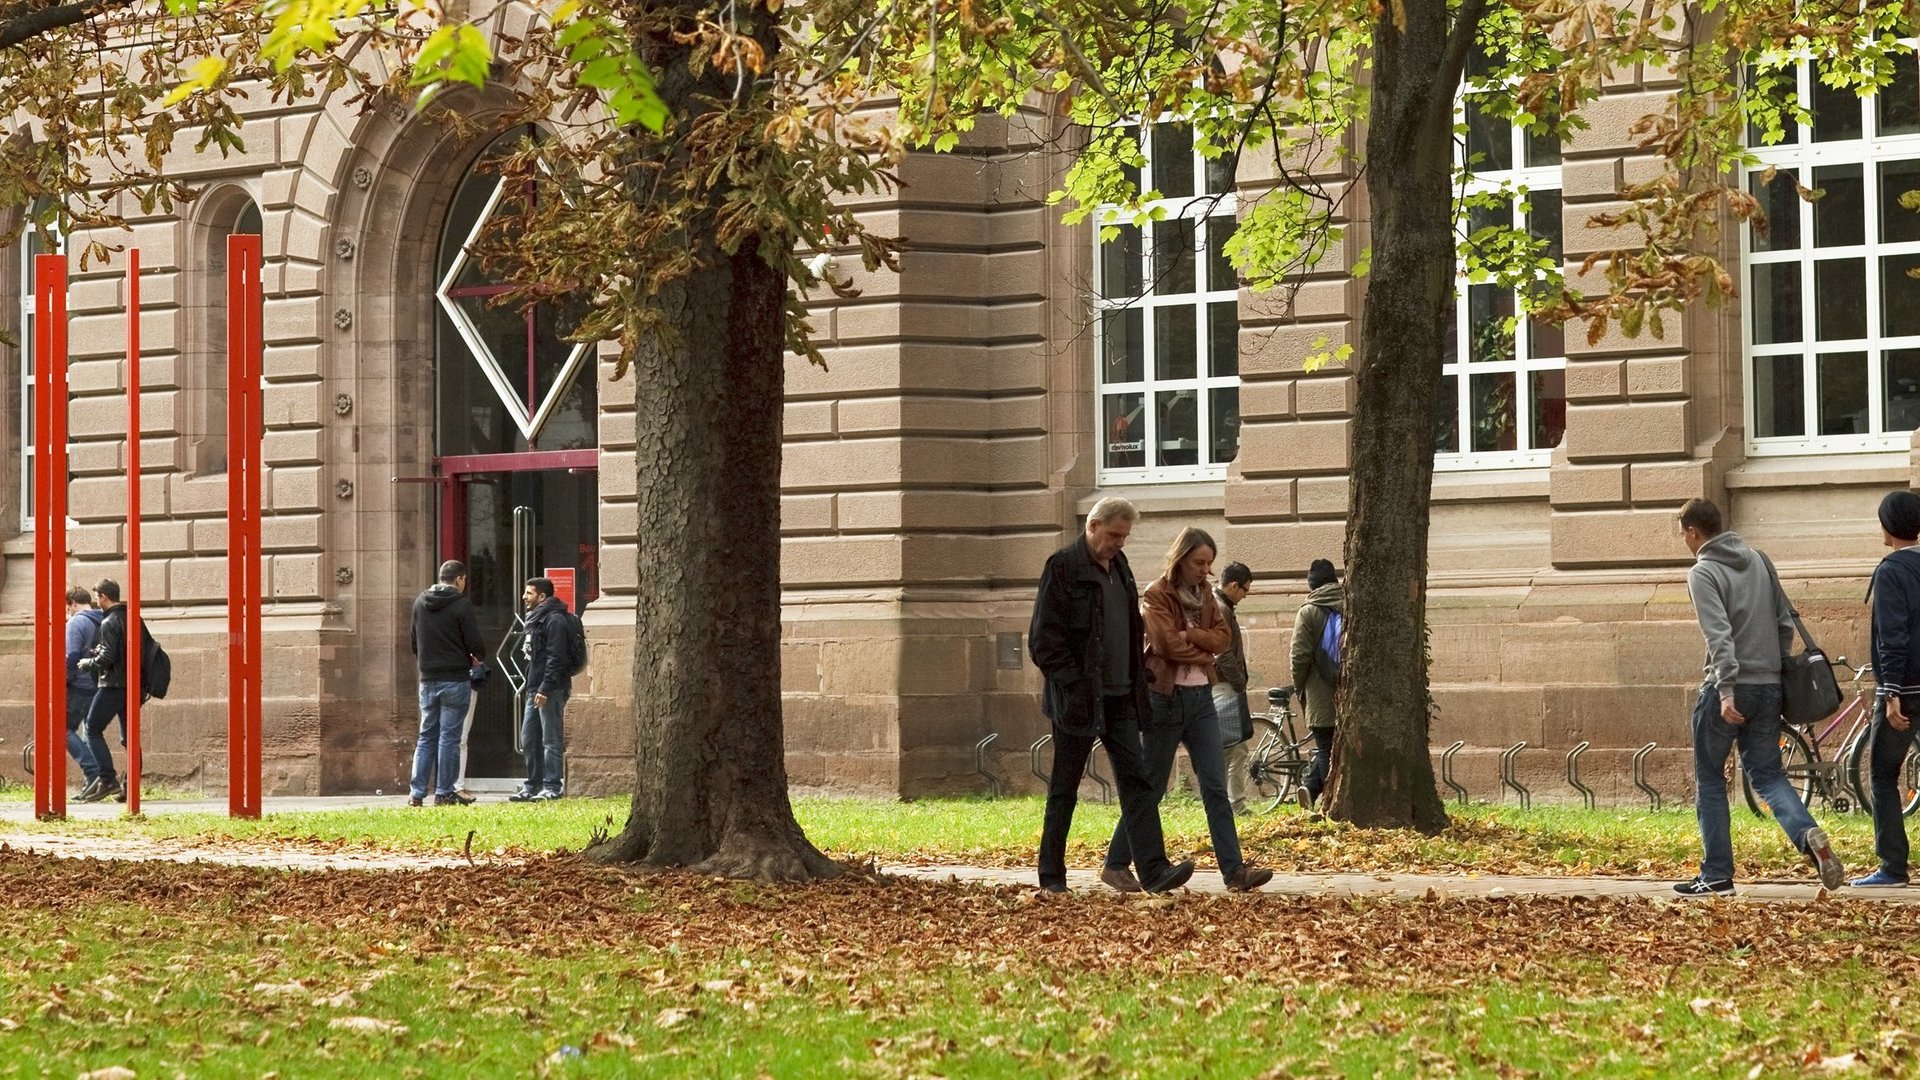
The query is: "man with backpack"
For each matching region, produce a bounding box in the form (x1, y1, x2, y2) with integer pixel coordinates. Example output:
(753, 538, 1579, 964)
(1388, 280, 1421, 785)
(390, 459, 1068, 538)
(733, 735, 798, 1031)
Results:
(74, 579, 155, 803)
(1853, 490, 1920, 888)
(511, 576, 582, 802)
(63, 586, 104, 792)
(1290, 558, 1342, 811)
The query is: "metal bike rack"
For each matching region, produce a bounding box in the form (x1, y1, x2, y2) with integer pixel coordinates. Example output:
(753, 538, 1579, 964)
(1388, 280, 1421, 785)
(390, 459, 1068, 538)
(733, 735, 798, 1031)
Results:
(1086, 740, 1113, 804)
(1631, 742, 1662, 810)
(1499, 741, 1531, 809)
(1565, 741, 1595, 810)
(1440, 740, 1468, 805)
(1029, 734, 1052, 784)
(974, 733, 1003, 799)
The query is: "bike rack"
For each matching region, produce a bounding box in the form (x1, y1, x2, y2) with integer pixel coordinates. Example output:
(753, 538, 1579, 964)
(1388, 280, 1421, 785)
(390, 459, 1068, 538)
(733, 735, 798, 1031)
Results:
(1499, 741, 1531, 809)
(1440, 740, 1467, 805)
(974, 733, 1003, 799)
(1086, 740, 1114, 804)
(1565, 741, 1595, 810)
(1631, 742, 1662, 810)
(1029, 734, 1052, 784)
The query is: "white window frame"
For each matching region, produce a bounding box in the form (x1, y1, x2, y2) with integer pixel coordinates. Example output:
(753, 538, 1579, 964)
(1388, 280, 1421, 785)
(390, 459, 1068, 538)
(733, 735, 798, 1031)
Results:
(1743, 45, 1920, 457)
(1092, 123, 1242, 485)
(17, 220, 60, 531)
(1439, 86, 1566, 472)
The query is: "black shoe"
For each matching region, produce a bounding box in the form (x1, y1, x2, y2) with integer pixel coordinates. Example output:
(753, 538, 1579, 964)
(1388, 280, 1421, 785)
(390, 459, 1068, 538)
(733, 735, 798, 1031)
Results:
(1673, 877, 1734, 897)
(113, 784, 128, 803)
(1144, 860, 1196, 894)
(1226, 865, 1274, 893)
(88, 779, 123, 804)
(1037, 882, 1069, 894)
(435, 791, 476, 807)
(76, 778, 105, 803)
(507, 787, 537, 803)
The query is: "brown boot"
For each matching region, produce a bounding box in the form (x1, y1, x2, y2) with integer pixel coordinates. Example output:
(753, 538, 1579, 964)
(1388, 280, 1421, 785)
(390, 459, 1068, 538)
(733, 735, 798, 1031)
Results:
(1099, 866, 1143, 893)
(1226, 865, 1274, 893)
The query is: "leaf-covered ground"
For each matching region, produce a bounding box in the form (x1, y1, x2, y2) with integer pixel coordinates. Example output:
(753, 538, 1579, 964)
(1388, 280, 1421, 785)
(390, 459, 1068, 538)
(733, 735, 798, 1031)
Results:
(3, 849, 1919, 1077)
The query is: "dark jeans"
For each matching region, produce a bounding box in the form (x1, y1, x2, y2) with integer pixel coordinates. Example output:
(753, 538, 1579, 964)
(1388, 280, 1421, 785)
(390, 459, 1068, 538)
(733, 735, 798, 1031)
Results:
(520, 688, 569, 793)
(1037, 693, 1176, 891)
(1304, 727, 1334, 799)
(66, 686, 99, 783)
(1106, 684, 1244, 882)
(83, 685, 127, 786)
(411, 680, 472, 799)
(1690, 681, 1818, 883)
(1867, 697, 1916, 879)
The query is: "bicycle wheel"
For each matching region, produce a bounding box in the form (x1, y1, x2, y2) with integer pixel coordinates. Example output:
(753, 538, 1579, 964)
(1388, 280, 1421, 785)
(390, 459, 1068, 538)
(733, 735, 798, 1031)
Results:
(1244, 718, 1285, 813)
(1849, 724, 1920, 819)
(1741, 725, 1815, 818)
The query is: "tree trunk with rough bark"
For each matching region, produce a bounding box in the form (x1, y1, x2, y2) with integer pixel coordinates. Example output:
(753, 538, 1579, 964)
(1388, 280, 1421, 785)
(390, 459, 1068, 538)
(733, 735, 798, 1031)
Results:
(1323, 0, 1483, 833)
(586, 1, 838, 881)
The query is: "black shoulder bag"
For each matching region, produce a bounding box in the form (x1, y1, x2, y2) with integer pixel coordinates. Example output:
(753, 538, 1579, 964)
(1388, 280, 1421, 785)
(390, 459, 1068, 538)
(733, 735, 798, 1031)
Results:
(1762, 553, 1842, 724)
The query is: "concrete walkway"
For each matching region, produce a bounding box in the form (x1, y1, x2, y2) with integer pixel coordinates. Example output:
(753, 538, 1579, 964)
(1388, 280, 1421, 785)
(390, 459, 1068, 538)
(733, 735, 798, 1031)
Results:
(0, 794, 409, 823)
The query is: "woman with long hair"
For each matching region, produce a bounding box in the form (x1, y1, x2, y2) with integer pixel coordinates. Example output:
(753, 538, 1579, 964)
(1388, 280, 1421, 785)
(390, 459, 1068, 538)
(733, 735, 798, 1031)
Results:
(1102, 527, 1273, 893)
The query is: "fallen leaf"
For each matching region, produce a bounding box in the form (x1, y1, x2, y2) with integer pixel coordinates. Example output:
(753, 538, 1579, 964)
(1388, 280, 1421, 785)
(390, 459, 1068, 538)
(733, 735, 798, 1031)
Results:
(327, 1016, 407, 1035)
(78, 1070, 137, 1080)
(655, 1007, 698, 1029)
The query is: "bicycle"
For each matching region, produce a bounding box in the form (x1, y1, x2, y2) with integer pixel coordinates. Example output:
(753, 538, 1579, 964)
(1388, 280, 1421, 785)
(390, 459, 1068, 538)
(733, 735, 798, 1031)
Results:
(1847, 685, 1920, 821)
(1244, 686, 1314, 813)
(1739, 658, 1875, 817)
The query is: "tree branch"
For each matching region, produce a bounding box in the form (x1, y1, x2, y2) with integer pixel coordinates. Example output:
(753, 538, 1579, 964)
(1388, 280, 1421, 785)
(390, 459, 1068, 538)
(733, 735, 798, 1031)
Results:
(1424, 0, 1490, 137)
(0, 0, 127, 49)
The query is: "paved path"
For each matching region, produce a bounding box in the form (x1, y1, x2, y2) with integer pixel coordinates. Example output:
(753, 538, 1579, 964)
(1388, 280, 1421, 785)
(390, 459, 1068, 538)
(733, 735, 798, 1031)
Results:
(0, 795, 407, 823)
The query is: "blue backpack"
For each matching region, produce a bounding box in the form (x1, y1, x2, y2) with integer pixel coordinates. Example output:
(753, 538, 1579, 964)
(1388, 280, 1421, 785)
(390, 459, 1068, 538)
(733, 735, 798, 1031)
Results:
(1314, 608, 1344, 686)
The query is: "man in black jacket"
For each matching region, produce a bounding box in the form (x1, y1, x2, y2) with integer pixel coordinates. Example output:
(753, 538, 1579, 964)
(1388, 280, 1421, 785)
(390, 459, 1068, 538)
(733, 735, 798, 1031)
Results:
(410, 560, 487, 806)
(510, 577, 572, 802)
(1856, 491, 1920, 887)
(1028, 497, 1195, 894)
(74, 579, 136, 803)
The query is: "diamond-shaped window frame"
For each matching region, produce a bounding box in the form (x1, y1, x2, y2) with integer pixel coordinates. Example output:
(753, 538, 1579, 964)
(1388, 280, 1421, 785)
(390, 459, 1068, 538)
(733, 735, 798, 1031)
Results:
(435, 177, 592, 444)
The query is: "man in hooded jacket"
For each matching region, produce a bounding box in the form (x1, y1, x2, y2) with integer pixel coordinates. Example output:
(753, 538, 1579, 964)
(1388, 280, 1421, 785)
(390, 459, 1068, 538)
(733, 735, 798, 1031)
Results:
(1290, 559, 1342, 810)
(511, 577, 573, 802)
(410, 560, 486, 806)
(1853, 490, 1920, 887)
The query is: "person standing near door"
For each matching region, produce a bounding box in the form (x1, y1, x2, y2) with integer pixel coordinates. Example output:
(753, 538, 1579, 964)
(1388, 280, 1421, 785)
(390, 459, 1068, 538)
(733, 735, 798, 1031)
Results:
(511, 577, 572, 802)
(410, 560, 486, 807)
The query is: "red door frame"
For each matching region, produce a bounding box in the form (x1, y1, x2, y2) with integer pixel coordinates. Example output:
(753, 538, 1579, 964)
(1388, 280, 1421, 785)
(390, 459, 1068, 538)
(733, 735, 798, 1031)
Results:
(434, 449, 598, 563)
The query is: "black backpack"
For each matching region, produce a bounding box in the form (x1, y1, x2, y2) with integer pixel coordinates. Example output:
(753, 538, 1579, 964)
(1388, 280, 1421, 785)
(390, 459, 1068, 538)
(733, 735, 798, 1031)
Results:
(562, 611, 588, 677)
(138, 622, 171, 701)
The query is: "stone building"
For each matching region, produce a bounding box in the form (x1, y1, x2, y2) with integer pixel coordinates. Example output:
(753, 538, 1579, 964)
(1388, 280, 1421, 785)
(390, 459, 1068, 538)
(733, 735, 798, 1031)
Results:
(0, 17, 1911, 803)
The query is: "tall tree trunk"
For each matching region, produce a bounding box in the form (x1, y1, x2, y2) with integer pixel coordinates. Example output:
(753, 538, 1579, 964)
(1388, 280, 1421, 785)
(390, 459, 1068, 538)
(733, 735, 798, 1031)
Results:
(587, 0, 838, 881)
(1324, 0, 1482, 833)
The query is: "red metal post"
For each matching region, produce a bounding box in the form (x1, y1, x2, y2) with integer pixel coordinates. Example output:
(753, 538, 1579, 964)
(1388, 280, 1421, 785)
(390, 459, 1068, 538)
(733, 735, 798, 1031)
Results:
(226, 235, 263, 818)
(125, 250, 141, 817)
(32, 255, 66, 819)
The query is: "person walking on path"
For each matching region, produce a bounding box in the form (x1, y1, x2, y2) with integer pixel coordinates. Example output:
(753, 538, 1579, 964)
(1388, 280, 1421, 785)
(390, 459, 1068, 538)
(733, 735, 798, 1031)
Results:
(75, 580, 146, 803)
(1028, 497, 1196, 895)
(63, 586, 104, 790)
(410, 560, 486, 807)
(1103, 528, 1273, 893)
(1676, 497, 1844, 896)
(1290, 558, 1342, 811)
(1214, 562, 1255, 815)
(1854, 491, 1920, 888)
(510, 577, 572, 802)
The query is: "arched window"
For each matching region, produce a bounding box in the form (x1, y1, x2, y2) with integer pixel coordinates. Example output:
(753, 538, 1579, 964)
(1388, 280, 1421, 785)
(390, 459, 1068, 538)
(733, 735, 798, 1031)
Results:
(13, 203, 61, 529)
(194, 194, 262, 476)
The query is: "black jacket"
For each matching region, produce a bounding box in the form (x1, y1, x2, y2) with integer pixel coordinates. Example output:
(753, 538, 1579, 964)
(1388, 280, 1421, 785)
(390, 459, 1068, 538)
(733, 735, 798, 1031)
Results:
(1028, 537, 1148, 737)
(523, 596, 573, 697)
(1872, 547, 1920, 704)
(86, 604, 153, 690)
(411, 584, 486, 683)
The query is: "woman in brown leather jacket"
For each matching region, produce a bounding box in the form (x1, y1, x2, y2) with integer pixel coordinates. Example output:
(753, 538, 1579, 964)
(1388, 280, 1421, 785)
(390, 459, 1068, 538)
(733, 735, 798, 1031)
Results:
(1101, 527, 1273, 893)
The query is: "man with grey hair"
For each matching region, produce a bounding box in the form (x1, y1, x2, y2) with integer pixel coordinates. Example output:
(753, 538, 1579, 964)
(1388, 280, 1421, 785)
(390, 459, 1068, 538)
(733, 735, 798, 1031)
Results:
(1027, 497, 1196, 894)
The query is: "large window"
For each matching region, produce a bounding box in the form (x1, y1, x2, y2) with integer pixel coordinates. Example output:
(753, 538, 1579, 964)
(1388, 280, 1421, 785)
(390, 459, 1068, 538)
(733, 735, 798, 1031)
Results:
(1745, 49, 1920, 453)
(1439, 66, 1566, 469)
(1093, 124, 1241, 483)
(195, 196, 262, 476)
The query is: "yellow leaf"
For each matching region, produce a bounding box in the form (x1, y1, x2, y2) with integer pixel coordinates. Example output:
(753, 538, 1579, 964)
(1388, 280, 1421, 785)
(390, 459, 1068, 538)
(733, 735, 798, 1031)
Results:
(162, 56, 227, 107)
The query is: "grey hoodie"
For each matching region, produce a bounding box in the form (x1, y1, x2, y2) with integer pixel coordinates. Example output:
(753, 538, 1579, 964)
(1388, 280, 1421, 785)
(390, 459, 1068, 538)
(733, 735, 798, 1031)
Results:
(1688, 531, 1793, 701)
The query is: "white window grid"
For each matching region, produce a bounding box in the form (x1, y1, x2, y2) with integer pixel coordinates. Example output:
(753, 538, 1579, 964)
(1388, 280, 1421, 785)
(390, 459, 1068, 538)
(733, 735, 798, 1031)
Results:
(17, 221, 60, 531)
(1440, 86, 1565, 472)
(1743, 46, 1920, 456)
(1092, 124, 1241, 485)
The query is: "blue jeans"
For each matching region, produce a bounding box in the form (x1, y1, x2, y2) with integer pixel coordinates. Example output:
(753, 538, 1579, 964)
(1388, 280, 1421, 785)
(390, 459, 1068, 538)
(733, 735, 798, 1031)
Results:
(520, 688, 568, 793)
(1107, 684, 1245, 882)
(1866, 697, 1915, 879)
(411, 680, 472, 799)
(1691, 681, 1819, 882)
(66, 686, 99, 783)
(83, 685, 126, 786)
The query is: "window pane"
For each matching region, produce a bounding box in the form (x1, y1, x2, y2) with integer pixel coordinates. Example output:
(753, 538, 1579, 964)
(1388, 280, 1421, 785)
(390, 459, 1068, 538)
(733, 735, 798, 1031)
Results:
(1814, 259, 1866, 340)
(1436, 375, 1460, 453)
(1753, 354, 1806, 437)
(1206, 217, 1237, 292)
(1746, 64, 1800, 147)
(1530, 369, 1567, 450)
(1464, 95, 1512, 172)
(1468, 197, 1509, 239)
(1208, 301, 1238, 377)
(1155, 390, 1199, 466)
(1751, 262, 1803, 345)
(1817, 352, 1869, 436)
(1468, 285, 1515, 364)
(1153, 219, 1195, 295)
(1152, 125, 1194, 198)
(1121, 125, 1141, 190)
(1750, 169, 1802, 251)
(1101, 308, 1143, 383)
(1812, 164, 1863, 247)
(1100, 224, 1143, 299)
(1878, 52, 1920, 138)
(1812, 65, 1864, 143)
(1209, 386, 1240, 464)
(1443, 302, 1459, 368)
(1469, 371, 1517, 452)
(1103, 393, 1145, 470)
(1529, 315, 1565, 361)
(1528, 190, 1563, 264)
(1886, 349, 1920, 432)
(1204, 153, 1234, 195)
(1155, 306, 1197, 380)
(1882, 254, 1920, 338)
(1883, 160, 1920, 245)
(1524, 121, 1560, 169)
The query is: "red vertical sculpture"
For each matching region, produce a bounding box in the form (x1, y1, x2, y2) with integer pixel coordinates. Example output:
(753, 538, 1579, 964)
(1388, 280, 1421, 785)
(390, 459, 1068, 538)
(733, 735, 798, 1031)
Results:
(226, 235, 263, 818)
(125, 250, 142, 816)
(32, 254, 68, 819)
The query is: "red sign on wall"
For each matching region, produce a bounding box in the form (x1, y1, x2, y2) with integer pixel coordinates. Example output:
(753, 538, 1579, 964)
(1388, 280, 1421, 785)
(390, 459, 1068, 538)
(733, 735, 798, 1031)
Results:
(546, 567, 576, 613)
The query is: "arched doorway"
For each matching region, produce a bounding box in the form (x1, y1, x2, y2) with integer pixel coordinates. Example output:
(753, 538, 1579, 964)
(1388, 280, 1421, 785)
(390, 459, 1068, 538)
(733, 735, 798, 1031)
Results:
(434, 128, 600, 782)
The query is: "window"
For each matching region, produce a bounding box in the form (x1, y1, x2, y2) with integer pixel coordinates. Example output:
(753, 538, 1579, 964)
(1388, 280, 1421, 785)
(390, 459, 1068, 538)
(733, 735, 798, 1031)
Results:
(1093, 124, 1241, 483)
(1744, 48, 1920, 453)
(195, 196, 262, 476)
(16, 211, 60, 529)
(1439, 59, 1566, 469)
